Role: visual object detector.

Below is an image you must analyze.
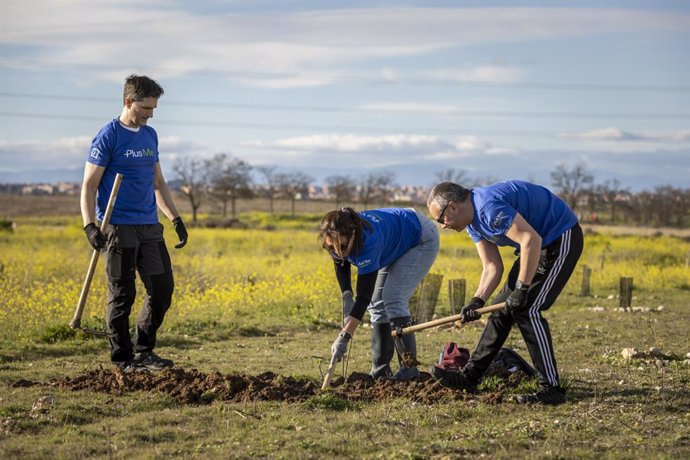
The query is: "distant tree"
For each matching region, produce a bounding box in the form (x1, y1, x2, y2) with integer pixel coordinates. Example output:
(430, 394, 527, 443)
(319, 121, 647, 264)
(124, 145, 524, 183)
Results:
(434, 168, 468, 185)
(276, 172, 314, 216)
(205, 153, 253, 219)
(358, 170, 396, 208)
(173, 156, 206, 222)
(325, 175, 356, 209)
(256, 165, 278, 215)
(595, 179, 630, 224)
(550, 163, 594, 211)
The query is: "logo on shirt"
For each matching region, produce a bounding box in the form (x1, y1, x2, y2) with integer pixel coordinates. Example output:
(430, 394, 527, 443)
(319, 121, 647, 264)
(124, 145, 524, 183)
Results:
(90, 148, 102, 160)
(357, 259, 372, 267)
(492, 211, 506, 229)
(124, 148, 155, 158)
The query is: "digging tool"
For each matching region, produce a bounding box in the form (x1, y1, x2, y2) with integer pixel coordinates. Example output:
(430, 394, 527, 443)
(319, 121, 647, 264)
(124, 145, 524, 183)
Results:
(392, 302, 506, 337)
(391, 302, 506, 366)
(321, 353, 339, 390)
(69, 173, 123, 338)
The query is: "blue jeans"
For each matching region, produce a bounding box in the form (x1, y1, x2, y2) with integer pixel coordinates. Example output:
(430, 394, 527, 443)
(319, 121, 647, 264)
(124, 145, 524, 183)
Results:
(368, 210, 440, 324)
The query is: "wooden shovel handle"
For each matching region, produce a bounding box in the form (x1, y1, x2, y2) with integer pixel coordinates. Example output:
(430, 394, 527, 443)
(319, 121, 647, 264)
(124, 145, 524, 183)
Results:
(321, 354, 339, 390)
(391, 302, 506, 337)
(70, 173, 123, 329)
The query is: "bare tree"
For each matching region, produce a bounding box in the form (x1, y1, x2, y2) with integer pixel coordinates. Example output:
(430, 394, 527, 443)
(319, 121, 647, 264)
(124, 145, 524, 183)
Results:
(596, 179, 630, 224)
(434, 168, 468, 185)
(358, 170, 396, 208)
(173, 156, 206, 222)
(276, 172, 314, 216)
(205, 153, 253, 219)
(550, 163, 594, 211)
(325, 175, 356, 209)
(256, 165, 278, 215)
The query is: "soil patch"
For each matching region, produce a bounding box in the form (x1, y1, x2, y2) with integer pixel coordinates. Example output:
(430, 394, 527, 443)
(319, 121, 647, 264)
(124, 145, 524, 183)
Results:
(46, 363, 527, 405)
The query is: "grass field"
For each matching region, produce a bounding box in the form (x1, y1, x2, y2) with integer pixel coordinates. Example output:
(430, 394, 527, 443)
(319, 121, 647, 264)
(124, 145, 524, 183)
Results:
(0, 211, 689, 459)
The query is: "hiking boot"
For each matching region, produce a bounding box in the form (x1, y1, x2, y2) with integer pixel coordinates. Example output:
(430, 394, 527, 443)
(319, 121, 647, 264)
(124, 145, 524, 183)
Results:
(115, 360, 147, 374)
(430, 366, 477, 392)
(516, 386, 566, 405)
(391, 316, 420, 381)
(133, 351, 174, 371)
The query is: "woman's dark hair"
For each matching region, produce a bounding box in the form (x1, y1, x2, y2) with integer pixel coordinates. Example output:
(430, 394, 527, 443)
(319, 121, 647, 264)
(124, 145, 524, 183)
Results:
(318, 207, 372, 258)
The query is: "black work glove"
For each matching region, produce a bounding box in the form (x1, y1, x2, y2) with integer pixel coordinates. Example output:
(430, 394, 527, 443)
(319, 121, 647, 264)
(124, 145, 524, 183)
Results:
(342, 290, 355, 318)
(506, 281, 530, 312)
(83, 223, 107, 251)
(331, 331, 352, 363)
(460, 296, 485, 323)
(172, 217, 188, 249)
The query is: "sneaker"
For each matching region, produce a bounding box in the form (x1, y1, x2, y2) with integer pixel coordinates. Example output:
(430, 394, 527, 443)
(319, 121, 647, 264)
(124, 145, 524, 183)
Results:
(516, 386, 566, 405)
(115, 360, 147, 374)
(133, 351, 174, 371)
(430, 366, 477, 392)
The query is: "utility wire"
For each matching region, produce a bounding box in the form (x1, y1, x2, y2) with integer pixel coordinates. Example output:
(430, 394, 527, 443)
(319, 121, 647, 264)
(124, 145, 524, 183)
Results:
(0, 110, 562, 137)
(1, 92, 688, 120)
(2, 60, 689, 93)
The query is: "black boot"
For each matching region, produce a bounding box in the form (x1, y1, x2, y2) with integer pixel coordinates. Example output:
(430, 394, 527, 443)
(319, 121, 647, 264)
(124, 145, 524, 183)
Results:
(370, 322, 394, 379)
(390, 316, 420, 380)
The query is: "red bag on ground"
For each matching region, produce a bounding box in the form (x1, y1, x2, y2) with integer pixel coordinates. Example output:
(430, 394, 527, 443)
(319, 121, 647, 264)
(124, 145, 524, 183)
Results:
(434, 342, 470, 371)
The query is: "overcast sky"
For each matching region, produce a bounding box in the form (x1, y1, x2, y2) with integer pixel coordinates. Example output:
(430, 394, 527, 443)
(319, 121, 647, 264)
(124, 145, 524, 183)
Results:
(1, 0, 688, 191)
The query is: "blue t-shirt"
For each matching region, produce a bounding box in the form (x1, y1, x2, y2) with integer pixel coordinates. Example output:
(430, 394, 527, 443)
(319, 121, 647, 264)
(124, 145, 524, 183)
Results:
(467, 180, 577, 249)
(347, 208, 422, 275)
(86, 119, 160, 224)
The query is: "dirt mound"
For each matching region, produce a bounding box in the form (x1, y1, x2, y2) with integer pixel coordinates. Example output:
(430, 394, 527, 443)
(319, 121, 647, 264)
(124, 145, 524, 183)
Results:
(50, 368, 316, 404)
(47, 364, 528, 406)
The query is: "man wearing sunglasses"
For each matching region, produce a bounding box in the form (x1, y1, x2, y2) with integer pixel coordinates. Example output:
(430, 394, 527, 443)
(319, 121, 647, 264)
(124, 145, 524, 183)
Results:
(427, 180, 583, 404)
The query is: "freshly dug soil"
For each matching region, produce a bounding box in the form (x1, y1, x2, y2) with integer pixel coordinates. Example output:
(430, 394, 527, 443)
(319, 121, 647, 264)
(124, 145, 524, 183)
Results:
(45, 363, 528, 405)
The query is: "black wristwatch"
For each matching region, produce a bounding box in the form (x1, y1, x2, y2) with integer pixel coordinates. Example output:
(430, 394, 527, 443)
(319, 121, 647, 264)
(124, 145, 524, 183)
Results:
(515, 280, 530, 291)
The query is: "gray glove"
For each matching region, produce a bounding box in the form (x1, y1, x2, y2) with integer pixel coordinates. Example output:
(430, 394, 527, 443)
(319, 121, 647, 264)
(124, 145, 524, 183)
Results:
(342, 290, 355, 318)
(331, 331, 352, 362)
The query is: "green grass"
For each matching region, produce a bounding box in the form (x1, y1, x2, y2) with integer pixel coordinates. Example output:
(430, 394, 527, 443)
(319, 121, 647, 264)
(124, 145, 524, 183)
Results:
(0, 216, 689, 458)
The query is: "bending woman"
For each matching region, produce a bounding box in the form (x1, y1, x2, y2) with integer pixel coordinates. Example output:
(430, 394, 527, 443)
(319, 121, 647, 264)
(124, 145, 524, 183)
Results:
(319, 207, 439, 380)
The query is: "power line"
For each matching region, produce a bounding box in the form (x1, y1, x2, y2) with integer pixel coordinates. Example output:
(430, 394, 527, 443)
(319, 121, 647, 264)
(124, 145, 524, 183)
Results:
(2, 60, 689, 93)
(0, 110, 561, 137)
(1, 92, 688, 121)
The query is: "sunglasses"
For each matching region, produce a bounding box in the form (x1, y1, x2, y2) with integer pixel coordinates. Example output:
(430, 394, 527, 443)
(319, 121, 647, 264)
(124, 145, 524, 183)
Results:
(436, 201, 452, 224)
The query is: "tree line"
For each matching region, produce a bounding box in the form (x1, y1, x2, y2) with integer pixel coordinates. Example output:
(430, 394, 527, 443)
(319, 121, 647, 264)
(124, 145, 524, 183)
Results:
(173, 155, 690, 228)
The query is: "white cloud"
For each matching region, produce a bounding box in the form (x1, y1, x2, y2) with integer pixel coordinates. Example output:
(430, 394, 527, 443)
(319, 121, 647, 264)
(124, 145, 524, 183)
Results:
(425, 65, 525, 83)
(0, 136, 210, 171)
(3, 5, 689, 87)
(559, 128, 690, 143)
(240, 133, 521, 168)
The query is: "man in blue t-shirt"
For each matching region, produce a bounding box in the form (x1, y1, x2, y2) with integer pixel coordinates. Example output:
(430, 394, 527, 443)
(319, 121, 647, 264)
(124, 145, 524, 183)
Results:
(427, 180, 583, 405)
(80, 75, 188, 373)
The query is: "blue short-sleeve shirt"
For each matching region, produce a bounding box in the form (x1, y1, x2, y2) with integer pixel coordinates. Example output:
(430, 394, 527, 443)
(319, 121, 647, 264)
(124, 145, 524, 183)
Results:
(87, 119, 160, 224)
(466, 180, 578, 249)
(347, 208, 422, 274)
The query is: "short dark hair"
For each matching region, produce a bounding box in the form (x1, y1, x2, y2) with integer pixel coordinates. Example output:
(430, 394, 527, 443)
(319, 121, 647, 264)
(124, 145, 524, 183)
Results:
(123, 74, 164, 104)
(427, 182, 471, 210)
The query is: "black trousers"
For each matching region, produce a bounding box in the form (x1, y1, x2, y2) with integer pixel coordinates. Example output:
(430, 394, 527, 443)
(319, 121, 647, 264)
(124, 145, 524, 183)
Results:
(464, 224, 583, 388)
(104, 223, 174, 363)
